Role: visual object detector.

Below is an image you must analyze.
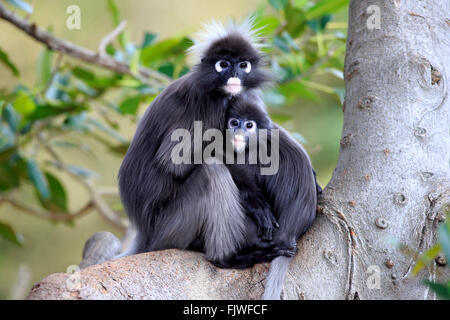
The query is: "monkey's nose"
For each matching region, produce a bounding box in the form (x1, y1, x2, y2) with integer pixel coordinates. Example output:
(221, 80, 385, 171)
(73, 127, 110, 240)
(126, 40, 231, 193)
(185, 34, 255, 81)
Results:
(225, 77, 242, 95)
(227, 77, 241, 86)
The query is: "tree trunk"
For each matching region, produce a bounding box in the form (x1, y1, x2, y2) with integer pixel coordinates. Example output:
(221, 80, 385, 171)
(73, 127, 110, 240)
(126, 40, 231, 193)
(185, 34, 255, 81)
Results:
(27, 0, 449, 300)
(287, 0, 449, 299)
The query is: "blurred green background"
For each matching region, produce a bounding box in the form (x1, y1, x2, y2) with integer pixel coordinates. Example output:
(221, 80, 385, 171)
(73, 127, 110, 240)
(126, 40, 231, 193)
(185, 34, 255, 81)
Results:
(0, 0, 346, 299)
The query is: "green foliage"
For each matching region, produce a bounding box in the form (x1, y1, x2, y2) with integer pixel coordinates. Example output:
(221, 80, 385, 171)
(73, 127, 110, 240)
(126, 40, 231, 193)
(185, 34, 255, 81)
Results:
(413, 208, 450, 300)
(0, 221, 23, 246)
(305, 0, 348, 20)
(119, 96, 141, 115)
(0, 46, 20, 77)
(424, 280, 450, 300)
(0, 0, 348, 244)
(39, 172, 68, 212)
(36, 48, 54, 89)
(26, 158, 50, 200)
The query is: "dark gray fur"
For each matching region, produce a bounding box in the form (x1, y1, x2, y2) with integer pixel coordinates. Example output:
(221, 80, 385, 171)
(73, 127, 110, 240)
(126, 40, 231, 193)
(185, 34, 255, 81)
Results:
(118, 33, 267, 263)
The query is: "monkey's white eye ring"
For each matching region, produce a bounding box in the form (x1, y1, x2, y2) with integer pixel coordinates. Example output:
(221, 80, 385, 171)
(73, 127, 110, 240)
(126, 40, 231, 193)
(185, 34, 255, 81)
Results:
(228, 118, 240, 128)
(239, 61, 251, 74)
(244, 120, 257, 132)
(215, 60, 230, 72)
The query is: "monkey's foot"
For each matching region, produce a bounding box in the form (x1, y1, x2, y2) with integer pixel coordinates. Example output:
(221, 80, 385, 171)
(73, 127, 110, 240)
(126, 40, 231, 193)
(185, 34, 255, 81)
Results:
(272, 245, 296, 258)
(251, 207, 279, 242)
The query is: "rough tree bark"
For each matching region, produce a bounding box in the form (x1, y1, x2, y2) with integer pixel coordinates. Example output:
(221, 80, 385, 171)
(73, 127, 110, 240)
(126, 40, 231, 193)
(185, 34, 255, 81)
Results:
(27, 0, 449, 300)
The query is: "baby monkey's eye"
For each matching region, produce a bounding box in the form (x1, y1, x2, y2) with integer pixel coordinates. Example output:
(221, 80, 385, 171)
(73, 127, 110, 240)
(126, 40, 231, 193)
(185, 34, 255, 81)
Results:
(245, 120, 257, 131)
(215, 60, 230, 72)
(228, 118, 240, 128)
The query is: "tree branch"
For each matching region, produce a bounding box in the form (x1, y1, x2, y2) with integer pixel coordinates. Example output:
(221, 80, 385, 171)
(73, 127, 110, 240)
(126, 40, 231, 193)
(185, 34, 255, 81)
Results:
(0, 2, 171, 86)
(0, 196, 94, 222)
(44, 144, 128, 230)
(26, 249, 269, 299)
(98, 20, 127, 56)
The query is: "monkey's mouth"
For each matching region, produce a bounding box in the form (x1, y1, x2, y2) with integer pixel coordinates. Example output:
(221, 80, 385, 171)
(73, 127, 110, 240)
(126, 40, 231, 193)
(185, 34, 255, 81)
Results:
(224, 77, 242, 95)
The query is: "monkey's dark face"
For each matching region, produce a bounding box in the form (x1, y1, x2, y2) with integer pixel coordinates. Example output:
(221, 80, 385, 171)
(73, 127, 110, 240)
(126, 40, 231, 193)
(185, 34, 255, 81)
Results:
(226, 100, 271, 153)
(197, 35, 269, 96)
(212, 59, 252, 95)
(227, 117, 258, 153)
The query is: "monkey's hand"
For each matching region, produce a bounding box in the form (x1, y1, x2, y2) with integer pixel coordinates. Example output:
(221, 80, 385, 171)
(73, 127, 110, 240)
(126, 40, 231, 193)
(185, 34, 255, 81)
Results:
(248, 205, 279, 242)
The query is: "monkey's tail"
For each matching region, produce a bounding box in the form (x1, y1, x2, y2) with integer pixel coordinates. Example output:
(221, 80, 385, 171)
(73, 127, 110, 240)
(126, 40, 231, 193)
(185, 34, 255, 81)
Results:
(263, 256, 292, 300)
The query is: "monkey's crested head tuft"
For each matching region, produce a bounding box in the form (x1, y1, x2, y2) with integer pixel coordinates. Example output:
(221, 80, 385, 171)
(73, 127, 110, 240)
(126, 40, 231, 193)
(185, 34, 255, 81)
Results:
(187, 16, 264, 64)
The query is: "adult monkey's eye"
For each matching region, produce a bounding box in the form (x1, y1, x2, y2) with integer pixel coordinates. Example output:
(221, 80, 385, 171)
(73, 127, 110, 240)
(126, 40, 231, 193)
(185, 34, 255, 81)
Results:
(228, 118, 239, 128)
(215, 60, 230, 72)
(239, 61, 251, 73)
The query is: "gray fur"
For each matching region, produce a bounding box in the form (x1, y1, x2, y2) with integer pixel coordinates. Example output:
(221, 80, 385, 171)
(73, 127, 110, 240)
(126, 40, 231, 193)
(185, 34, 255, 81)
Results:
(202, 161, 246, 261)
(263, 256, 291, 300)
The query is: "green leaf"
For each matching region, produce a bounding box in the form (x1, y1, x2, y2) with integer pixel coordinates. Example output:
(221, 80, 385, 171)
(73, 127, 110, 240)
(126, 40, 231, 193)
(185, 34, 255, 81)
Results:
(119, 96, 140, 115)
(269, 0, 288, 10)
(253, 16, 280, 36)
(26, 159, 50, 200)
(106, 0, 120, 26)
(106, 43, 116, 56)
(72, 67, 95, 82)
(38, 172, 68, 212)
(285, 7, 307, 37)
(36, 48, 54, 88)
(140, 37, 192, 65)
(3, 103, 20, 132)
(141, 32, 158, 48)
(281, 32, 300, 51)
(0, 161, 20, 191)
(129, 49, 141, 75)
(279, 81, 320, 102)
(292, 0, 309, 9)
(274, 36, 290, 53)
(44, 72, 71, 101)
(109, 142, 130, 156)
(438, 221, 450, 262)
(424, 280, 450, 300)
(106, 0, 128, 49)
(0, 221, 23, 246)
(66, 165, 97, 179)
(29, 104, 86, 121)
(412, 244, 442, 276)
(63, 112, 88, 130)
(5, 0, 33, 13)
(83, 74, 121, 89)
(85, 117, 127, 143)
(324, 67, 344, 79)
(0, 121, 15, 153)
(270, 112, 293, 123)
(158, 62, 175, 78)
(0, 46, 20, 77)
(13, 91, 36, 116)
(333, 88, 346, 104)
(305, 0, 349, 20)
